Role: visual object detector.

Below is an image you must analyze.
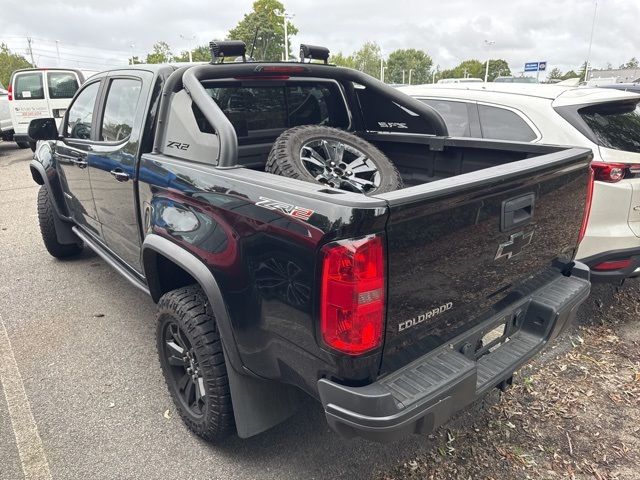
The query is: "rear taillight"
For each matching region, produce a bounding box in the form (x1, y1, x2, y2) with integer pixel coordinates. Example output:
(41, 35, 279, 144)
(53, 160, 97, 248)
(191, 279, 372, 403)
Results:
(591, 161, 626, 182)
(592, 259, 633, 271)
(320, 234, 385, 355)
(578, 166, 595, 244)
(7, 84, 12, 101)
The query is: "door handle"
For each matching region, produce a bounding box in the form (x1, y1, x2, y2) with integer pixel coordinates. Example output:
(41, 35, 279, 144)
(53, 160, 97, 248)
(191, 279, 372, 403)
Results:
(69, 158, 88, 169)
(110, 169, 130, 182)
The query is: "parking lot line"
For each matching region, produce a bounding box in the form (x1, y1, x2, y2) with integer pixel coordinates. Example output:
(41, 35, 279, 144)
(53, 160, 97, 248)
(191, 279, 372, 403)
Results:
(0, 315, 52, 480)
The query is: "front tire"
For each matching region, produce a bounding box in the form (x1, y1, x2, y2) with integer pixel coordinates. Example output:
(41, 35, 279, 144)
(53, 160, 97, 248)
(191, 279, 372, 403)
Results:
(37, 185, 82, 258)
(156, 285, 235, 442)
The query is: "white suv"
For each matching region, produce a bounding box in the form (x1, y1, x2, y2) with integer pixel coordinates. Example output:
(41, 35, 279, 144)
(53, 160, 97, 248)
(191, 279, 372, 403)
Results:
(400, 83, 640, 282)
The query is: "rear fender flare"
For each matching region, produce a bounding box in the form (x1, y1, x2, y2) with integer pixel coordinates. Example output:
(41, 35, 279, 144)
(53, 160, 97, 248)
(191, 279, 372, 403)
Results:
(141, 233, 244, 372)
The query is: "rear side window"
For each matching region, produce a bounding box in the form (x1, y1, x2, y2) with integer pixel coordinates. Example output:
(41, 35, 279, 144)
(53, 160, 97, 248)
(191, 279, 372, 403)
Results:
(579, 101, 640, 153)
(66, 82, 100, 139)
(100, 78, 142, 142)
(420, 99, 471, 137)
(478, 105, 537, 142)
(204, 82, 349, 137)
(14, 73, 44, 100)
(47, 72, 79, 99)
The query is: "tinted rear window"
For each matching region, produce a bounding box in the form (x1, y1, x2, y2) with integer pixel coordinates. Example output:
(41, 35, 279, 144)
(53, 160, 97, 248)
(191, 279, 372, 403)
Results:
(203, 82, 349, 137)
(579, 101, 640, 153)
(420, 99, 471, 137)
(14, 73, 44, 100)
(47, 72, 79, 99)
(478, 104, 537, 142)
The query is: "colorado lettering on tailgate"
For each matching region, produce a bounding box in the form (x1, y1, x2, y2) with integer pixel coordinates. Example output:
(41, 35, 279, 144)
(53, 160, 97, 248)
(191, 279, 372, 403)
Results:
(398, 302, 454, 332)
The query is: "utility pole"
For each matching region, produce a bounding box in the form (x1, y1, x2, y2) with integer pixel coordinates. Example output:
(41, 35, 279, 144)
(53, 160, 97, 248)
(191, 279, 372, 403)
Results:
(275, 10, 294, 61)
(380, 58, 384, 82)
(55, 40, 61, 66)
(26, 37, 35, 67)
(180, 34, 196, 63)
(408, 69, 414, 84)
(402, 70, 406, 83)
(129, 43, 135, 65)
(584, 0, 598, 82)
(484, 40, 495, 82)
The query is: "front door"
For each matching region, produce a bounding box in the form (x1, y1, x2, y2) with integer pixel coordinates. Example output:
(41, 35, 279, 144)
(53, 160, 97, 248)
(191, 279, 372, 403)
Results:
(88, 74, 148, 273)
(55, 80, 102, 237)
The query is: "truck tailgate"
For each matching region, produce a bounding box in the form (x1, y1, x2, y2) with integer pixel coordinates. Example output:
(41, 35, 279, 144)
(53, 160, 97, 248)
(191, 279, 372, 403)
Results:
(375, 148, 592, 375)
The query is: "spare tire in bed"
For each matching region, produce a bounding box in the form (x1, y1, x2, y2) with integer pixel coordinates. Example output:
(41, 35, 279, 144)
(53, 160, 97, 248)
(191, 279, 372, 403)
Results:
(265, 126, 403, 195)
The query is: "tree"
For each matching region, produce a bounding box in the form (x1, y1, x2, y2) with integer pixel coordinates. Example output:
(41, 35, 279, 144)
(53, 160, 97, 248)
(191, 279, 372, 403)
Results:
(386, 48, 432, 85)
(129, 56, 143, 65)
(440, 59, 484, 80)
(546, 67, 564, 82)
(174, 45, 211, 63)
(0, 43, 32, 88)
(146, 41, 172, 64)
(352, 41, 382, 79)
(329, 52, 356, 69)
(561, 70, 579, 80)
(619, 57, 639, 69)
(228, 0, 298, 61)
(486, 59, 510, 81)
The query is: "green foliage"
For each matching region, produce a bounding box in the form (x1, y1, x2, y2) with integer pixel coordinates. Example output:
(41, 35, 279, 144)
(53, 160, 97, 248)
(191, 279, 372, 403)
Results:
(146, 41, 172, 64)
(228, 0, 298, 61)
(619, 57, 639, 69)
(386, 48, 433, 84)
(352, 41, 382, 79)
(330, 52, 356, 69)
(439, 58, 510, 82)
(546, 67, 564, 82)
(173, 45, 211, 63)
(562, 70, 579, 80)
(0, 43, 32, 88)
(129, 55, 142, 65)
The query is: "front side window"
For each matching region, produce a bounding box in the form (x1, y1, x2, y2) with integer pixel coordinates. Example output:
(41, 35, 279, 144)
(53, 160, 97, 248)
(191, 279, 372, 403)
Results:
(47, 72, 79, 99)
(579, 101, 640, 153)
(478, 104, 537, 142)
(66, 82, 100, 139)
(14, 73, 44, 100)
(100, 78, 142, 142)
(420, 99, 472, 137)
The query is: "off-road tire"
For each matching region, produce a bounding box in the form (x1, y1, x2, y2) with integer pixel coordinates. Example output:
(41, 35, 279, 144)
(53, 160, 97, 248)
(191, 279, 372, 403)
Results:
(37, 185, 82, 258)
(265, 125, 403, 194)
(156, 285, 235, 442)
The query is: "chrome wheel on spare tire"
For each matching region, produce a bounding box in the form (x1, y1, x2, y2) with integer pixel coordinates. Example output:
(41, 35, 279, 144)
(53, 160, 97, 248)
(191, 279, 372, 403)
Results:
(265, 125, 403, 195)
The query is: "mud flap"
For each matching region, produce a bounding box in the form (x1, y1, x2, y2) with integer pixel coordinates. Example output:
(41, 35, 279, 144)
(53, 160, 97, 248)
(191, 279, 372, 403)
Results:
(224, 347, 304, 438)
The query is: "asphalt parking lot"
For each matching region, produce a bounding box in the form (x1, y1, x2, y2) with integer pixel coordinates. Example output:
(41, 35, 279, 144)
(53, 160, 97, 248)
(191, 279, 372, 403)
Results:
(0, 140, 453, 479)
(1, 140, 638, 480)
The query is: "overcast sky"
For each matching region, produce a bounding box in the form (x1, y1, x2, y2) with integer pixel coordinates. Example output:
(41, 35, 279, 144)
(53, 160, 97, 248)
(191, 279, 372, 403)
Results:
(1, 0, 638, 76)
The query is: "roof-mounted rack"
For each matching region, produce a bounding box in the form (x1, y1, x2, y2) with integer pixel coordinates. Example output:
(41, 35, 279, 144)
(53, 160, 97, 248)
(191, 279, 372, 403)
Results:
(299, 44, 330, 64)
(210, 40, 247, 64)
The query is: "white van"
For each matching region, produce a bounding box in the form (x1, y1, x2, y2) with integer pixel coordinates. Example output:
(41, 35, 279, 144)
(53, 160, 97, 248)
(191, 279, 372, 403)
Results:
(8, 68, 97, 148)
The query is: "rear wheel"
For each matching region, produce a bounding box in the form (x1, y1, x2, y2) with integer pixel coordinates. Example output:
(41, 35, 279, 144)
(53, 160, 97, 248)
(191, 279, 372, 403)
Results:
(37, 185, 82, 258)
(156, 285, 235, 442)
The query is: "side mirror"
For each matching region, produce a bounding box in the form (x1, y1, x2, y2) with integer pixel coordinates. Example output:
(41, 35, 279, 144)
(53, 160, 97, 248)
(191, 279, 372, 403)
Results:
(28, 118, 58, 142)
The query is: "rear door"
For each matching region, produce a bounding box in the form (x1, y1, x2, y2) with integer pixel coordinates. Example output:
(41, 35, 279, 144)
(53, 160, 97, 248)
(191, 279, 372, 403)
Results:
(87, 72, 150, 273)
(45, 71, 81, 127)
(10, 71, 46, 135)
(374, 141, 591, 374)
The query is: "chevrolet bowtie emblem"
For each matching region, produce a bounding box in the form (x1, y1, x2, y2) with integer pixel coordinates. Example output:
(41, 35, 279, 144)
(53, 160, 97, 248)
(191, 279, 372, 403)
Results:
(495, 231, 534, 260)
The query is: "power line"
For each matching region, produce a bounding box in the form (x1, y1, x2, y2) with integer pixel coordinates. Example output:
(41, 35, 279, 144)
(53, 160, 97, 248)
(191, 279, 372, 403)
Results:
(1, 34, 133, 56)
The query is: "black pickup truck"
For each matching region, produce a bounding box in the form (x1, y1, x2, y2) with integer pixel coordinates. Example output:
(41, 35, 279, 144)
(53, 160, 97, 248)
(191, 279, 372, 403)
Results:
(28, 42, 593, 442)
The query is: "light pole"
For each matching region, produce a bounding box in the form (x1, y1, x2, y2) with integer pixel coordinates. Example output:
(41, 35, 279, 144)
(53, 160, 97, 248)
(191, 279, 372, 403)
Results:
(275, 10, 295, 61)
(484, 40, 495, 82)
(180, 34, 196, 63)
(55, 40, 61, 66)
(402, 70, 406, 84)
(432, 64, 439, 84)
(129, 43, 135, 65)
(584, 1, 598, 81)
(408, 69, 414, 85)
